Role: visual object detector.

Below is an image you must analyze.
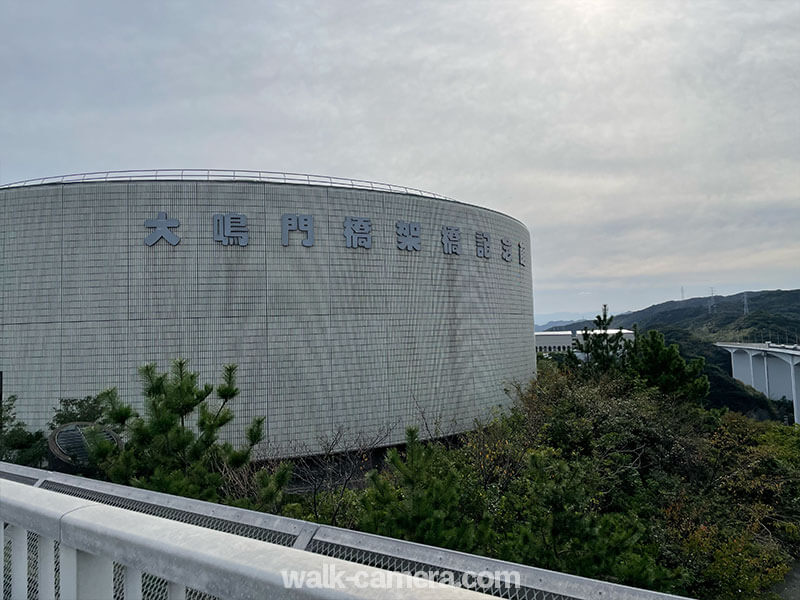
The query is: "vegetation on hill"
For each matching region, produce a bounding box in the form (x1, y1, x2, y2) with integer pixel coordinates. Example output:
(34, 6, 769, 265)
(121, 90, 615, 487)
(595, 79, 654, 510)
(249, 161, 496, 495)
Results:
(351, 361, 799, 599)
(344, 318, 797, 599)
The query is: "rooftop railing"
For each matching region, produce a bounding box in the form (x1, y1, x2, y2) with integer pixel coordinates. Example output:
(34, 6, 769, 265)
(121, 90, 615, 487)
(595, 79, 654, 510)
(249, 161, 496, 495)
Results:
(0, 169, 452, 200)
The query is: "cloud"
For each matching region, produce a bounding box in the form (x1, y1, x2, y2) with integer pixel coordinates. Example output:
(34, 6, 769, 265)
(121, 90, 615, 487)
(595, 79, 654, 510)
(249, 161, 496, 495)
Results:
(1, 0, 798, 313)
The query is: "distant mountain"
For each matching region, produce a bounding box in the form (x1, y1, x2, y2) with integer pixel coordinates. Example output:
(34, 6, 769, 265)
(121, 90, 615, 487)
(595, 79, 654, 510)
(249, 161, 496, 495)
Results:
(549, 289, 800, 342)
(534, 311, 594, 327)
(547, 289, 800, 421)
(535, 320, 581, 332)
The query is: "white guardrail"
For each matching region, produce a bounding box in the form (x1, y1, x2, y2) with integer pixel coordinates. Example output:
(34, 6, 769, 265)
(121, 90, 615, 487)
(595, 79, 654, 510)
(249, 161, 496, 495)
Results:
(1, 479, 489, 600)
(1, 463, 695, 600)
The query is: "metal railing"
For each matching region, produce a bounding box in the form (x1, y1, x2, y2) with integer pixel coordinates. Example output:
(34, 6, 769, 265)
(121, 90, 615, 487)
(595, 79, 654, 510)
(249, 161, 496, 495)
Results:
(0, 169, 453, 200)
(1, 462, 694, 600)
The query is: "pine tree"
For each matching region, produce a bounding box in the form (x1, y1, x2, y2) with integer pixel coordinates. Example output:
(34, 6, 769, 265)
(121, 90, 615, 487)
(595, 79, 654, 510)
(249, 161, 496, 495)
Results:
(572, 306, 709, 403)
(574, 304, 625, 373)
(92, 360, 285, 504)
(624, 328, 709, 402)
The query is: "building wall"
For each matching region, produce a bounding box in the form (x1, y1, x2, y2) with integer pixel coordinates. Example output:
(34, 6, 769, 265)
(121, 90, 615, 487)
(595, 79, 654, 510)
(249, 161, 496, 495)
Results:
(534, 332, 574, 353)
(1, 181, 535, 455)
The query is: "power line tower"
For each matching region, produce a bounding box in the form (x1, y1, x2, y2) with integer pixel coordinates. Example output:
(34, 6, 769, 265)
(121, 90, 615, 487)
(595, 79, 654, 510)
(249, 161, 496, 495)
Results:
(743, 291, 749, 316)
(708, 287, 715, 315)
(681, 286, 685, 301)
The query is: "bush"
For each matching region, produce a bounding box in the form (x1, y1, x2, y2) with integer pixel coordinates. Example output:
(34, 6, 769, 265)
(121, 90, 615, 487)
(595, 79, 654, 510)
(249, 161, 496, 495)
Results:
(0, 395, 46, 466)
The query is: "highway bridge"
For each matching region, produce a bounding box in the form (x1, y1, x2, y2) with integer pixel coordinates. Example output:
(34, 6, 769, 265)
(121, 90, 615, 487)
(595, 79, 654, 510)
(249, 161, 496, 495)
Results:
(715, 342, 800, 424)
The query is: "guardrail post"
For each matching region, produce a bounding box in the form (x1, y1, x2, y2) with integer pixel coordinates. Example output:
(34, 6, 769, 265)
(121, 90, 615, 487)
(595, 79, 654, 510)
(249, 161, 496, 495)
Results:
(168, 582, 187, 599)
(125, 567, 143, 600)
(77, 550, 114, 598)
(59, 546, 77, 600)
(8, 525, 27, 600)
(38, 536, 56, 600)
(80, 552, 114, 599)
(59, 546, 113, 600)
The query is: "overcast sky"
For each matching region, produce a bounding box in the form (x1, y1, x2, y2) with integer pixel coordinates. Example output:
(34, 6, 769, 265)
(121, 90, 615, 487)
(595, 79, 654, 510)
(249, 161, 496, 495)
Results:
(1, 0, 798, 319)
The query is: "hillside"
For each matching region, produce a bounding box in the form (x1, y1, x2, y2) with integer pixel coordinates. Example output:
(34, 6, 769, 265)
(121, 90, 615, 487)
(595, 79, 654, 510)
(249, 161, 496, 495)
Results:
(547, 289, 800, 420)
(553, 289, 800, 341)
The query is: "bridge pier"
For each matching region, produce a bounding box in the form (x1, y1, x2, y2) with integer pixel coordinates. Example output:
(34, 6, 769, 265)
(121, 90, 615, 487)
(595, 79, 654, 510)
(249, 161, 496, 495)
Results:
(751, 352, 768, 397)
(731, 349, 753, 386)
(768, 355, 793, 403)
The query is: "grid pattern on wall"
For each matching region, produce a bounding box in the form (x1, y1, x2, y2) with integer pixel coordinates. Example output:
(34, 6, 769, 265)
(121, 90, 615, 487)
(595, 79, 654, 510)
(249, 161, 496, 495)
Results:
(1, 181, 535, 455)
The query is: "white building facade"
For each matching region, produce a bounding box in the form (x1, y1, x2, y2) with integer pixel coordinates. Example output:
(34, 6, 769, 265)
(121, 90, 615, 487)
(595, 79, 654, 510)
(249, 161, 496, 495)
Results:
(535, 329, 634, 355)
(0, 173, 536, 454)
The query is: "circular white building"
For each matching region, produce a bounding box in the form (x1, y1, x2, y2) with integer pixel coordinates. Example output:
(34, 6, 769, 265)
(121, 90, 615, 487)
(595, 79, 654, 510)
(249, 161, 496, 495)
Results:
(0, 170, 535, 455)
